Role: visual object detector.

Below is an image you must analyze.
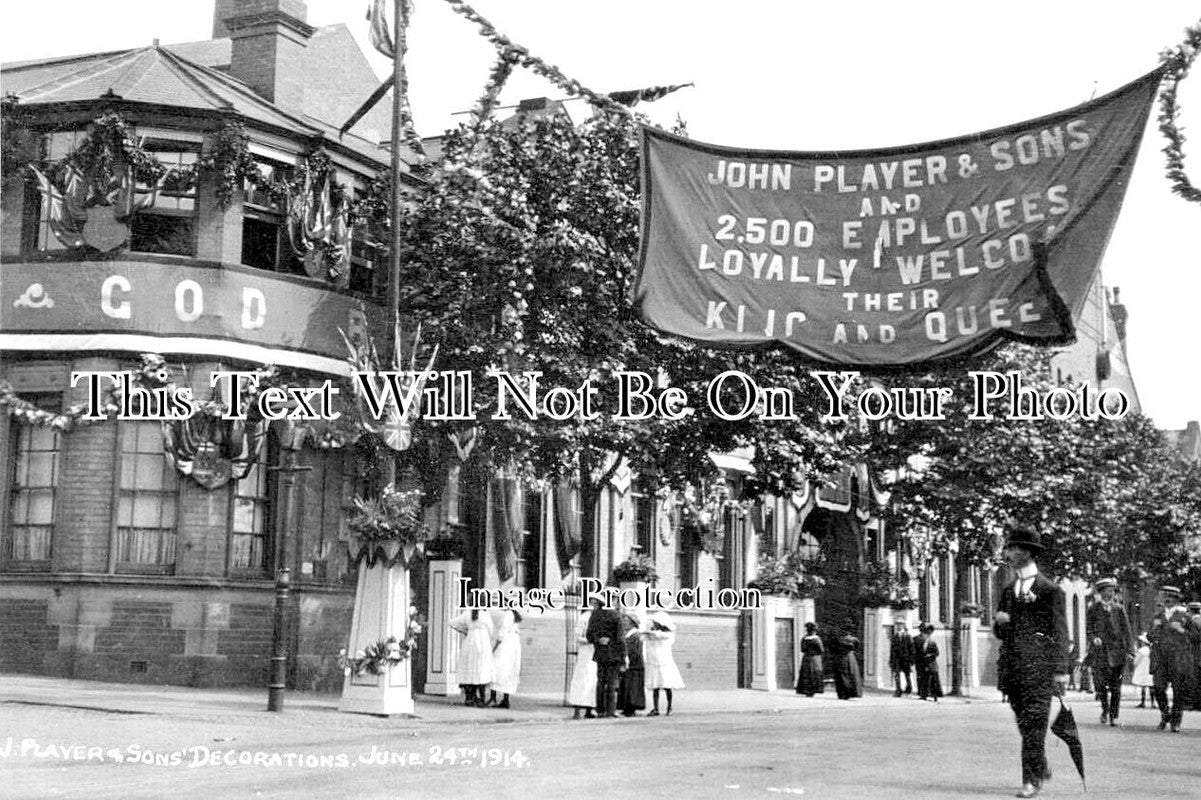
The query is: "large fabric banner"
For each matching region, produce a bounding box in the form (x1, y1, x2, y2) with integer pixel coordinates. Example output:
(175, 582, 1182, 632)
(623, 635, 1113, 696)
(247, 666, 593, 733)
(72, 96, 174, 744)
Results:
(635, 70, 1163, 366)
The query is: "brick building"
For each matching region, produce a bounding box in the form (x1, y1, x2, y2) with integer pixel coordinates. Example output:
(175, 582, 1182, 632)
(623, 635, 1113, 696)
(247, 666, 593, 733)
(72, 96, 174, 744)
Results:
(0, 0, 414, 690)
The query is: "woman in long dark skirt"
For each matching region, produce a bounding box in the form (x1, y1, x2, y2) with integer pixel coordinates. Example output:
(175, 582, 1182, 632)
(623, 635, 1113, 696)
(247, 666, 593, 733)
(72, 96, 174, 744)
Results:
(833, 632, 863, 699)
(619, 611, 647, 716)
(917, 623, 943, 701)
(796, 622, 825, 696)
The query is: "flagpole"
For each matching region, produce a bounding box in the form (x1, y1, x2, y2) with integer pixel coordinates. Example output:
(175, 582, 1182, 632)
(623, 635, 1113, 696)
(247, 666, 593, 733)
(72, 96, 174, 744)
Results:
(383, 0, 407, 489)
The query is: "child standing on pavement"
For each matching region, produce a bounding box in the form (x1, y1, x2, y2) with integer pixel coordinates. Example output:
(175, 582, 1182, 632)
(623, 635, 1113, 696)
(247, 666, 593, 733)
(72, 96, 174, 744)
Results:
(1132, 633, 1153, 708)
(643, 611, 684, 716)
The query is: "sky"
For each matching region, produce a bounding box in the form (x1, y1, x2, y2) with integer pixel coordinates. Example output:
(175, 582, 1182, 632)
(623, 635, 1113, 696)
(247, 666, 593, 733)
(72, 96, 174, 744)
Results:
(1, 0, 1199, 430)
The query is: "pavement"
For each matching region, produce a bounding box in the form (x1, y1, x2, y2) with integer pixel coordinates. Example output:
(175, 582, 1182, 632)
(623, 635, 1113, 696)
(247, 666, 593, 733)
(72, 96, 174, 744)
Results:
(3, 677, 1196, 800)
(0, 673, 919, 727)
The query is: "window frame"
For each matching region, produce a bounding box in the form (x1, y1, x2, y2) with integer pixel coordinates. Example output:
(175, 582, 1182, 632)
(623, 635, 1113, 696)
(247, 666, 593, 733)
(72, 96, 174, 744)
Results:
(110, 419, 181, 575)
(3, 394, 63, 572)
(226, 434, 277, 579)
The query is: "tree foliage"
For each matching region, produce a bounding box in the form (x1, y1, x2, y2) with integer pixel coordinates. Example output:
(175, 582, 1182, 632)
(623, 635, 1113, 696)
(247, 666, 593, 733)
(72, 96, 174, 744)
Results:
(396, 112, 858, 501)
(867, 344, 1201, 583)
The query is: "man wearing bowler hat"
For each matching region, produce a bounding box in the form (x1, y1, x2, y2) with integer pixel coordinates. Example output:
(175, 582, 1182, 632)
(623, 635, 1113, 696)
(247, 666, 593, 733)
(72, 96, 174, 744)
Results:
(993, 525, 1070, 799)
(1085, 577, 1133, 726)
(1147, 584, 1199, 732)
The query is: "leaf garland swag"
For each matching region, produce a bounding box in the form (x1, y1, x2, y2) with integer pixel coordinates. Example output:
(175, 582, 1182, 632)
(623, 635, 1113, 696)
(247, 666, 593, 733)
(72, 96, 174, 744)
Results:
(338, 606, 426, 676)
(1159, 19, 1201, 204)
(0, 353, 173, 432)
(442, 0, 630, 118)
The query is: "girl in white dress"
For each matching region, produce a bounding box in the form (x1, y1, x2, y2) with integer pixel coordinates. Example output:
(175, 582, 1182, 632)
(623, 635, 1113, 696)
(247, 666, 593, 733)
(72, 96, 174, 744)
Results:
(488, 609, 523, 708)
(567, 602, 598, 719)
(1132, 632, 1153, 708)
(643, 611, 684, 715)
(450, 609, 494, 707)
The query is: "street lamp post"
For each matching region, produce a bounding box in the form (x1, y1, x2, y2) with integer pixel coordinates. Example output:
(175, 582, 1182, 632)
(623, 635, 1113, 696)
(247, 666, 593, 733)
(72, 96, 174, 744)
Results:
(268, 566, 291, 712)
(266, 424, 311, 713)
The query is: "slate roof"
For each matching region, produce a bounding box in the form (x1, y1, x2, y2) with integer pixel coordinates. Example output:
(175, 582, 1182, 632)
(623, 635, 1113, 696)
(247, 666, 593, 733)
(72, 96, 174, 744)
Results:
(1, 24, 411, 171)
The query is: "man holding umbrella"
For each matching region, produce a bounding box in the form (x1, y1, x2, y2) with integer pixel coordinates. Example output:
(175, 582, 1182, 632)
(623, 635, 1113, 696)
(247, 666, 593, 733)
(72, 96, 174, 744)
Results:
(1085, 577, 1133, 727)
(993, 525, 1071, 799)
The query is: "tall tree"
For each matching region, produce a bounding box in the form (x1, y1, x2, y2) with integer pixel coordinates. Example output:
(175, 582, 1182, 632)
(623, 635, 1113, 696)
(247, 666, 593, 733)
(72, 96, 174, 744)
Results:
(393, 112, 858, 575)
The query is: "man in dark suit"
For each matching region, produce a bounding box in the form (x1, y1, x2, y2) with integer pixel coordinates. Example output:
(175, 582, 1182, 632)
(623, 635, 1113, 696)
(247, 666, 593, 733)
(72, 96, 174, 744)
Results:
(585, 590, 627, 718)
(1148, 585, 1199, 732)
(1085, 576, 1133, 726)
(890, 620, 914, 697)
(993, 525, 1070, 799)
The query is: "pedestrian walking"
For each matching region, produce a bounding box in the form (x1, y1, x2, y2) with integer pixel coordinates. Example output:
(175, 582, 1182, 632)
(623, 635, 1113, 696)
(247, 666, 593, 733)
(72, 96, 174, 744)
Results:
(1085, 577, 1134, 726)
(1132, 633, 1153, 708)
(833, 631, 862, 700)
(993, 525, 1070, 799)
(796, 622, 825, 696)
(568, 598, 599, 719)
(890, 620, 914, 697)
(917, 623, 942, 701)
(585, 589, 626, 718)
(643, 611, 684, 716)
(1148, 584, 1199, 732)
(618, 609, 647, 716)
(487, 608, 522, 709)
(1189, 601, 1201, 712)
(450, 608, 495, 708)
(913, 622, 931, 700)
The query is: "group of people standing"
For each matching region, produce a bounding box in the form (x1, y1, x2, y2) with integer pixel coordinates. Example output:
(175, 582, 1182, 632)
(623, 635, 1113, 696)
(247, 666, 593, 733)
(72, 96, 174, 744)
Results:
(794, 622, 863, 700)
(889, 620, 944, 701)
(451, 608, 523, 708)
(569, 594, 685, 718)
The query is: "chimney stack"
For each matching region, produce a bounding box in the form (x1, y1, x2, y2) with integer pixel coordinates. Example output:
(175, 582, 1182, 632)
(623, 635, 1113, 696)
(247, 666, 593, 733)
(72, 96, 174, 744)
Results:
(213, 0, 313, 112)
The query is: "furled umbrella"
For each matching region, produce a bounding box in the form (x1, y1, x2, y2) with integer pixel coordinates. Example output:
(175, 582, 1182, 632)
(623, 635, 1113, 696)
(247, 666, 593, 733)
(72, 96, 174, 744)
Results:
(1049, 695, 1086, 788)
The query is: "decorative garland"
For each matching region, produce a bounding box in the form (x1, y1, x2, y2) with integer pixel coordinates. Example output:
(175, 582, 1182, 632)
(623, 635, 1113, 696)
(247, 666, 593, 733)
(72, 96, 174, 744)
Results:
(677, 479, 748, 554)
(196, 118, 262, 208)
(442, 0, 629, 117)
(0, 353, 166, 431)
(1159, 19, 1201, 204)
(338, 607, 426, 676)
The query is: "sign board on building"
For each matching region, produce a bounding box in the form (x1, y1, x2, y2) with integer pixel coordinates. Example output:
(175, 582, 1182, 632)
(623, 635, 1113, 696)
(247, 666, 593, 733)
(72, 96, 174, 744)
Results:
(1, 260, 387, 376)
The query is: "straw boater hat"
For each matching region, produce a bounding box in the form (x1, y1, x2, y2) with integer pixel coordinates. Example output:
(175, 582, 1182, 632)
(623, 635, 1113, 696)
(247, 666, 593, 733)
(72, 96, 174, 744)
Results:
(1160, 585, 1182, 597)
(1003, 525, 1045, 554)
(1093, 577, 1117, 590)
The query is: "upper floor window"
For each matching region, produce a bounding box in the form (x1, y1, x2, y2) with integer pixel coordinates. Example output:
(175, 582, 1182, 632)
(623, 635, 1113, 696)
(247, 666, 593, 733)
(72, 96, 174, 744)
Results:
(5, 396, 61, 569)
(631, 486, 656, 558)
(130, 144, 199, 256)
(242, 158, 302, 275)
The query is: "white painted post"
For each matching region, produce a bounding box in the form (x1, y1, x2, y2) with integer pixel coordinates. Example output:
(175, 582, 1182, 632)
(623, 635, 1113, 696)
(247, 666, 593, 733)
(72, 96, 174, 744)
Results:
(423, 558, 462, 696)
(339, 560, 415, 716)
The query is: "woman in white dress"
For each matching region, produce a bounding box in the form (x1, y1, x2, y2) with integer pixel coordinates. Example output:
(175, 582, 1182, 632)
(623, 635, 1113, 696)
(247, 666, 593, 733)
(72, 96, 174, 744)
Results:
(450, 609, 494, 707)
(567, 601, 598, 719)
(488, 609, 523, 708)
(643, 611, 684, 716)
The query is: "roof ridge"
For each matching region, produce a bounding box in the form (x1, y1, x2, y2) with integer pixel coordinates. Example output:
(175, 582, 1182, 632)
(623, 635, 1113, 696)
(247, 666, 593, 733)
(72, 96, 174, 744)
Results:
(14, 48, 144, 102)
(157, 46, 320, 134)
(154, 46, 238, 111)
(1, 49, 135, 72)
